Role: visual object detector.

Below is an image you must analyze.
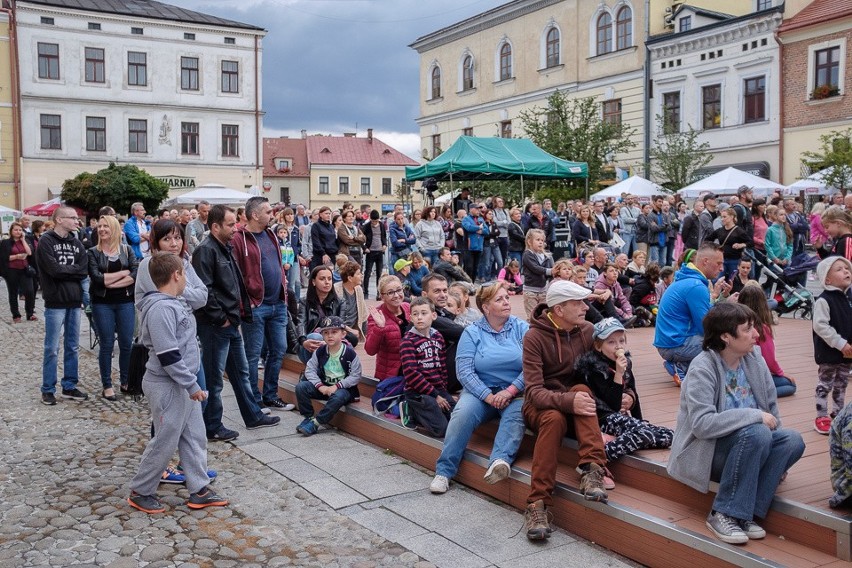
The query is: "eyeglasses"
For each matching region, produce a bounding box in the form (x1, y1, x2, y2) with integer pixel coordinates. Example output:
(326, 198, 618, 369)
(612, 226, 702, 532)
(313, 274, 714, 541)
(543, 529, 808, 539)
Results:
(59, 216, 79, 221)
(382, 289, 404, 297)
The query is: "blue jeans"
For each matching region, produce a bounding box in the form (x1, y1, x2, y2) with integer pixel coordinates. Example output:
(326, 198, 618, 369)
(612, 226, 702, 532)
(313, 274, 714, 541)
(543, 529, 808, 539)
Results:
(298, 332, 323, 364)
(286, 263, 301, 302)
(197, 322, 265, 434)
(435, 391, 525, 479)
(621, 232, 636, 258)
(773, 375, 797, 398)
(478, 244, 502, 280)
(710, 424, 804, 519)
(649, 243, 667, 265)
(295, 378, 354, 424)
(81, 277, 91, 310)
(657, 334, 703, 368)
(91, 301, 135, 389)
(42, 307, 81, 394)
(508, 251, 523, 264)
(422, 249, 440, 268)
(722, 259, 740, 281)
(242, 300, 288, 403)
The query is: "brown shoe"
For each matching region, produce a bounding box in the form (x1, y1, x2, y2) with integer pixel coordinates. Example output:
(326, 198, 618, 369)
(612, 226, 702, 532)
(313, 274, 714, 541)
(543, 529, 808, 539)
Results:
(577, 463, 608, 503)
(524, 500, 551, 541)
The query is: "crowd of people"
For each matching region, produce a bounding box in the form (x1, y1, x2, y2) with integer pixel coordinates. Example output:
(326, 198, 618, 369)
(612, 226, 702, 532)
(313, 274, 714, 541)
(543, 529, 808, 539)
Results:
(2, 185, 852, 545)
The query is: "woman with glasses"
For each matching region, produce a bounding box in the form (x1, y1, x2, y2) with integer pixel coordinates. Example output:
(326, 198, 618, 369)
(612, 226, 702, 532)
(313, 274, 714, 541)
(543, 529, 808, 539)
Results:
(430, 281, 528, 494)
(365, 274, 412, 379)
(88, 215, 138, 400)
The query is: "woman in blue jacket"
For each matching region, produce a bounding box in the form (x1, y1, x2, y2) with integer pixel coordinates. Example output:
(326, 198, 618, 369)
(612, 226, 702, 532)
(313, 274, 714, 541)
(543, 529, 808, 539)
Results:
(389, 211, 416, 274)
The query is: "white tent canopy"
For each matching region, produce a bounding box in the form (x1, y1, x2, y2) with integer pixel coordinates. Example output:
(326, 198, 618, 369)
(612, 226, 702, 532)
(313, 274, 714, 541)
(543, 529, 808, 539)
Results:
(784, 167, 849, 196)
(677, 167, 786, 198)
(0, 205, 22, 217)
(591, 176, 663, 199)
(160, 184, 256, 208)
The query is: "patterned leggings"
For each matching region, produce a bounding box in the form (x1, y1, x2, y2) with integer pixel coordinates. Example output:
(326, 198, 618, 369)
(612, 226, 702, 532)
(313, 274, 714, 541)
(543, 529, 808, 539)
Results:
(816, 363, 851, 418)
(601, 413, 674, 463)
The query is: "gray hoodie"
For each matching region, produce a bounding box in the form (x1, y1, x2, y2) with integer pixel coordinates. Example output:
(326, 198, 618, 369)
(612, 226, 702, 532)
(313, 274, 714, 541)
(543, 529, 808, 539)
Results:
(137, 291, 201, 394)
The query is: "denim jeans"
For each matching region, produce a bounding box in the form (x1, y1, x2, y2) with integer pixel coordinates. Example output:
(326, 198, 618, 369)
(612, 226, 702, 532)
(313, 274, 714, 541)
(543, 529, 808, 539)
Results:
(286, 263, 301, 303)
(478, 244, 502, 280)
(657, 334, 703, 367)
(197, 322, 265, 434)
(621, 232, 636, 258)
(773, 375, 797, 398)
(242, 300, 288, 403)
(298, 332, 323, 364)
(91, 300, 135, 389)
(295, 378, 353, 424)
(508, 251, 523, 264)
(710, 423, 804, 519)
(649, 244, 667, 265)
(497, 237, 509, 269)
(435, 391, 525, 479)
(42, 307, 81, 394)
(81, 277, 91, 310)
(722, 259, 741, 281)
(422, 249, 440, 268)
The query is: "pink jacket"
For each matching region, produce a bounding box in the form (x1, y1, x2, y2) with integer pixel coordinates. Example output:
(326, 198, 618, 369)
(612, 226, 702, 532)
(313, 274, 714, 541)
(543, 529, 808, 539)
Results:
(594, 274, 632, 318)
(810, 214, 830, 245)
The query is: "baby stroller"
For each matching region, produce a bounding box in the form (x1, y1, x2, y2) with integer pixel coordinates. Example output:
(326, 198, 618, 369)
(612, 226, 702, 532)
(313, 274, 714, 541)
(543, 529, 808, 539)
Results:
(747, 251, 815, 320)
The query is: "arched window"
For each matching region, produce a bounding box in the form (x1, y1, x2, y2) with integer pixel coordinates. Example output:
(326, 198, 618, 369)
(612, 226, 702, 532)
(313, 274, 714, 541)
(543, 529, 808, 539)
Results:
(545, 27, 560, 68)
(431, 66, 441, 99)
(596, 12, 613, 55)
(499, 43, 512, 80)
(462, 55, 473, 90)
(616, 7, 633, 50)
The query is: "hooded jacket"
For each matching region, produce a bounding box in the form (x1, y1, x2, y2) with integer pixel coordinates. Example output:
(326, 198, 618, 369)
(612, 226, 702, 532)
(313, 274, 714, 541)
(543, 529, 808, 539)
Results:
(653, 264, 711, 350)
(575, 349, 641, 421)
(35, 230, 88, 309)
(231, 225, 287, 308)
(522, 302, 594, 415)
(137, 290, 201, 394)
(813, 256, 852, 364)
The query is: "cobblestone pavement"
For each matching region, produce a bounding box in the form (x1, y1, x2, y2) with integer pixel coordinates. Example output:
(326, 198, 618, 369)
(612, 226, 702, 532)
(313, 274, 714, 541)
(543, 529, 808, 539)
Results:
(0, 297, 429, 568)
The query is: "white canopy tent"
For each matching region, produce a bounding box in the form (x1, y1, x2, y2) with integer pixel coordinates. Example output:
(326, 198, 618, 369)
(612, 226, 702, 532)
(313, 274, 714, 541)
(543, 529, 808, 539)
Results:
(677, 167, 786, 198)
(0, 205, 22, 217)
(160, 184, 257, 208)
(591, 176, 663, 199)
(784, 167, 848, 196)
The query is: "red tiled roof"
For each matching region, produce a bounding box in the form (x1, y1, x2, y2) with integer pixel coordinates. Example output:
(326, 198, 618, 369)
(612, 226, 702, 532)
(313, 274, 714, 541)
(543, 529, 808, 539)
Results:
(263, 138, 309, 177)
(777, 0, 852, 34)
(305, 135, 418, 167)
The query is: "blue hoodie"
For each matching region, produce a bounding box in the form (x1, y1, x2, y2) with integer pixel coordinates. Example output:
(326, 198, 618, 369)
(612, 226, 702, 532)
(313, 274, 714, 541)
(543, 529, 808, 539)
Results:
(653, 264, 711, 349)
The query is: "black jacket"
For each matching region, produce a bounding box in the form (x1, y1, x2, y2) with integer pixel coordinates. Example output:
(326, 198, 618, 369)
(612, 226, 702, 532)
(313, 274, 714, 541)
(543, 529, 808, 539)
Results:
(433, 306, 464, 390)
(575, 350, 641, 422)
(814, 289, 852, 364)
(361, 221, 387, 251)
(298, 293, 341, 345)
(35, 230, 88, 309)
(87, 244, 138, 299)
(311, 220, 338, 259)
(681, 212, 700, 251)
(508, 221, 525, 252)
(433, 258, 471, 284)
(191, 235, 252, 327)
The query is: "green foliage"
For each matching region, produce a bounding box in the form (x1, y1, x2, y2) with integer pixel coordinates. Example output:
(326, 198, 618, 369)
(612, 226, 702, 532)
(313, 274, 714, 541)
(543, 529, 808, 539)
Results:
(801, 128, 852, 194)
(61, 162, 170, 215)
(518, 91, 636, 193)
(649, 115, 713, 191)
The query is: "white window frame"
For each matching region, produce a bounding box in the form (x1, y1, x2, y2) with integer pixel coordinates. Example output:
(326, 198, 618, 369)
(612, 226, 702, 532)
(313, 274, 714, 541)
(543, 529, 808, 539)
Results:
(540, 24, 562, 69)
(458, 51, 475, 92)
(806, 38, 846, 99)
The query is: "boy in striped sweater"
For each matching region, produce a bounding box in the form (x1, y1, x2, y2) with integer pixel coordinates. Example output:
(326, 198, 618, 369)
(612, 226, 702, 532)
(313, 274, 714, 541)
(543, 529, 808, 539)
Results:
(400, 297, 456, 437)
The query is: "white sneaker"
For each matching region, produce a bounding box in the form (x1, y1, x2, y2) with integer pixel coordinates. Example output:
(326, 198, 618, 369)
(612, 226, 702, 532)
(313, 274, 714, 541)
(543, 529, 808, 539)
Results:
(260, 407, 272, 415)
(483, 458, 511, 484)
(430, 475, 449, 494)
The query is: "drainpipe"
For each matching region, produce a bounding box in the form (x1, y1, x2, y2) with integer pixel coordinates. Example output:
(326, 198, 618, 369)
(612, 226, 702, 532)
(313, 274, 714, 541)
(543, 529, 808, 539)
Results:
(643, 0, 651, 179)
(2, 1, 20, 210)
(775, 30, 784, 184)
(254, 34, 261, 188)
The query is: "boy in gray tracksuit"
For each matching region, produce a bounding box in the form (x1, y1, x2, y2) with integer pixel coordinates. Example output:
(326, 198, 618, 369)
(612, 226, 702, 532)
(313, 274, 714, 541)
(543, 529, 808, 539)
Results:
(127, 253, 228, 514)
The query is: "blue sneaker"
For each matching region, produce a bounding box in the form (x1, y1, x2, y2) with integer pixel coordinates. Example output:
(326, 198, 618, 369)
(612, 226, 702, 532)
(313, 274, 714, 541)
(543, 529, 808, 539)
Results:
(663, 361, 682, 387)
(297, 417, 319, 436)
(176, 464, 218, 483)
(160, 466, 185, 484)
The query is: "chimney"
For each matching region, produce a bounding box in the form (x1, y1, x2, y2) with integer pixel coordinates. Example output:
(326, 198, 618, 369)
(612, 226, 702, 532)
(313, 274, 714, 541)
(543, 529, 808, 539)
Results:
(367, 128, 373, 143)
(300, 129, 307, 139)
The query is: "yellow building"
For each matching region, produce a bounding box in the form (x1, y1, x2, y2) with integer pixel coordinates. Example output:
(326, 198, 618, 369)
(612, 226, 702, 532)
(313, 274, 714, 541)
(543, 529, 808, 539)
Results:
(0, 11, 19, 212)
(410, 0, 761, 181)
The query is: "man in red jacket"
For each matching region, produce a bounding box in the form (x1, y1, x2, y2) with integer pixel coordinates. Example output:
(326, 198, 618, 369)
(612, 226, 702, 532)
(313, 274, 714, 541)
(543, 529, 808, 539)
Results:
(522, 280, 608, 541)
(232, 196, 294, 413)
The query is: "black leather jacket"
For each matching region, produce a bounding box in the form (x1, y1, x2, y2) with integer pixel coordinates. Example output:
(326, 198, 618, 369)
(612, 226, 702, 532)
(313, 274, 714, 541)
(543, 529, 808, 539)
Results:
(297, 293, 341, 345)
(87, 244, 138, 299)
(191, 235, 252, 327)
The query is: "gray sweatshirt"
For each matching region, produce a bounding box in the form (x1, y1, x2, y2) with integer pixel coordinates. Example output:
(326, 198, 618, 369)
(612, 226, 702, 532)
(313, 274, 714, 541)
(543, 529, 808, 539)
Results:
(135, 255, 208, 312)
(137, 291, 201, 394)
(414, 219, 445, 251)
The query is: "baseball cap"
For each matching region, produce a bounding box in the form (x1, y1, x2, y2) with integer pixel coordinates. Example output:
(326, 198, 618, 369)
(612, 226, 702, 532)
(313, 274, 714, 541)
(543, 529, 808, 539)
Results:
(545, 280, 591, 307)
(393, 258, 412, 272)
(593, 317, 626, 340)
(317, 316, 346, 332)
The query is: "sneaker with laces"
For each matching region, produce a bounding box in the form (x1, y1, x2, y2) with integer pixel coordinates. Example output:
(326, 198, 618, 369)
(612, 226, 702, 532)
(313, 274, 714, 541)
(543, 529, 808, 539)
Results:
(207, 427, 239, 442)
(524, 500, 551, 541)
(706, 511, 748, 544)
(739, 519, 766, 540)
(577, 463, 608, 503)
(160, 466, 185, 484)
(61, 388, 89, 401)
(246, 415, 280, 430)
(187, 486, 229, 509)
(483, 458, 511, 484)
(296, 417, 319, 436)
(128, 491, 165, 514)
(429, 475, 449, 494)
(815, 416, 832, 435)
(263, 398, 296, 411)
(41, 392, 56, 406)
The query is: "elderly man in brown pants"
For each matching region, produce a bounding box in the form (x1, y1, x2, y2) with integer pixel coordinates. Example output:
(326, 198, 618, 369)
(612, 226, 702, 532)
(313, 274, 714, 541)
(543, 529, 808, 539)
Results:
(522, 280, 609, 541)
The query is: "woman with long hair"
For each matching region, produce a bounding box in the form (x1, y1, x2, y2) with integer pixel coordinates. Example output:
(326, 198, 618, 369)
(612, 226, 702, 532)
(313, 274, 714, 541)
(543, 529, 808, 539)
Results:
(88, 215, 138, 400)
(337, 209, 366, 267)
(572, 205, 599, 249)
(298, 265, 355, 362)
(712, 207, 752, 279)
(277, 207, 302, 303)
(764, 208, 794, 268)
(0, 221, 36, 322)
(414, 206, 444, 267)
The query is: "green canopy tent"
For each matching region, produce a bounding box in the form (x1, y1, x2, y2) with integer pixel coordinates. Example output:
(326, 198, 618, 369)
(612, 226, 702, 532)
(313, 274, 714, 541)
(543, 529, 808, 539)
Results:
(404, 136, 588, 202)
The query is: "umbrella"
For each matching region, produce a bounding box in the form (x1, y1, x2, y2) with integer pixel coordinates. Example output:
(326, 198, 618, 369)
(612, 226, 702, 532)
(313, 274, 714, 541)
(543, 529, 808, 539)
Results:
(591, 176, 664, 199)
(677, 167, 786, 198)
(24, 197, 85, 217)
(784, 167, 847, 196)
(160, 184, 257, 208)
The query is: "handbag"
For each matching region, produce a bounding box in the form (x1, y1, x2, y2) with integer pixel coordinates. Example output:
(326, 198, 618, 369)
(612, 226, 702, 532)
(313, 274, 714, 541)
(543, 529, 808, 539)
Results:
(609, 232, 625, 249)
(25, 264, 37, 278)
(126, 337, 149, 399)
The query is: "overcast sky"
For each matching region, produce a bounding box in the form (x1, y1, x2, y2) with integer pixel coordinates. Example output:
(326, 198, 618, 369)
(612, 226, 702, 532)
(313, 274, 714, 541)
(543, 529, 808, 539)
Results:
(169, 0, 505, 159)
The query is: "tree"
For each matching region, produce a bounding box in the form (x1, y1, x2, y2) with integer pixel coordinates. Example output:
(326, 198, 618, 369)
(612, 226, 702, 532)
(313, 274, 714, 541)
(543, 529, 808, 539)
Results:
(801, 127, 852, 195)
(649, 115, 713, 191)
(518, 91, 637, 197)
(61, 162, 170, 215)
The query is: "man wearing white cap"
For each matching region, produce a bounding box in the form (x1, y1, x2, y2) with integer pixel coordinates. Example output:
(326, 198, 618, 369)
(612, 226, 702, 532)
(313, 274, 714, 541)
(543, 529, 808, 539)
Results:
(521, 280, 608, 541)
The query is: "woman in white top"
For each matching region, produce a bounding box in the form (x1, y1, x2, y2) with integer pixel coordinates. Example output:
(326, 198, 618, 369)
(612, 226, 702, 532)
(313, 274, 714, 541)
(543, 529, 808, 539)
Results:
(414, 206, 445, 267)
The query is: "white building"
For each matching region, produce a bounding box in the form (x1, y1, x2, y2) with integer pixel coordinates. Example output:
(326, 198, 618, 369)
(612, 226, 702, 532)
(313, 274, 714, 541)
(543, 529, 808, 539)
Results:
(15, 0, 266, 208)
(647, 4, 785, 181)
